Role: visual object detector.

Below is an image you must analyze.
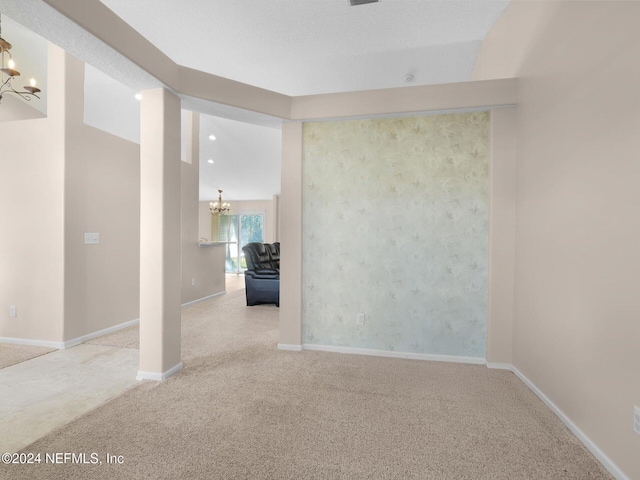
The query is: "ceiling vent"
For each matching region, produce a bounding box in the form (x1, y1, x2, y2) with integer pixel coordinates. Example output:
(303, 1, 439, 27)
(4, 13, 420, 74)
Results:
(350, 0, 379, 6)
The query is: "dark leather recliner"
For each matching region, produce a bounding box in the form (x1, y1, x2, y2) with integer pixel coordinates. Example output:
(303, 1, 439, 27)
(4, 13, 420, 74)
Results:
(242, 242, 280, 307)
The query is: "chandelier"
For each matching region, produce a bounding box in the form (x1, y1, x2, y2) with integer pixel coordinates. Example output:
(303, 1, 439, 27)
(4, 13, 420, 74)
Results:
(0, 17, 41, 104)
(210, 189, 230, 216)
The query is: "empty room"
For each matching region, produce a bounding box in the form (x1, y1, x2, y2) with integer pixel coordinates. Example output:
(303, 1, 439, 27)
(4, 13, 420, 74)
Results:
(0, 1, 638, 479)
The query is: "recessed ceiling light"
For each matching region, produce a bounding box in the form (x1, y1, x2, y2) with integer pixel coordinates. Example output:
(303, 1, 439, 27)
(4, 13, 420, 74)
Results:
(134, 93, 142, 100)
(350, 0, 379, 5)
(209, 135, 216, 141)
(207, 159, 214, 164)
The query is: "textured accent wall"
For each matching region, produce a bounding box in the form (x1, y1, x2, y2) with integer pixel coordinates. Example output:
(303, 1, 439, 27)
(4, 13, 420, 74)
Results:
(302, 112, 490, 357)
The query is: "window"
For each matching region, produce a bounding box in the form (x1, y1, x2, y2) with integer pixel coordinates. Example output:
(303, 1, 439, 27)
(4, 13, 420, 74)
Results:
(218, 214, 264, 273)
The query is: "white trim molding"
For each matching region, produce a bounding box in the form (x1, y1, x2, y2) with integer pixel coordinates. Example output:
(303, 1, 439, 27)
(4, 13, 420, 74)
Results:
(0, 336, 64, 349)
(302, 343, 486, 365)
(1, 317, 140, 350)
(296, 349, 627, 479)
(62, 318, 140, 349)
(486, 363, 629, 480)
(277, 343, 304, 352)
(485, 361, 512, 370)
(14, 292, 228, 351)
(136, 362, 184, 382)
(181, 291, 225, 307)
(511, 366, 629, 480)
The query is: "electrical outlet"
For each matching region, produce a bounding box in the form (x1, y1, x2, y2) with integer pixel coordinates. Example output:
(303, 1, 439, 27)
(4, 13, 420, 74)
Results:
(9, 305, 16, 317)
(634, 406, 640, 436)
(191, 278, 196, 286)
(356, 312, 365, 326)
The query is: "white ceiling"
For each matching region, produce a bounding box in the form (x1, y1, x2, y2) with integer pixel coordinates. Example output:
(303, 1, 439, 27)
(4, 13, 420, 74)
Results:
(199, 115, 281, 202)
(2, 0, 510, 202)
(100, 0, 510, 96)
(82, 65, 282, 202)
(97, 0, 510, 201)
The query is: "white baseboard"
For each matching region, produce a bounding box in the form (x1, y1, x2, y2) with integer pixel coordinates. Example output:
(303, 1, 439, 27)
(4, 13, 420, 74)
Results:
(0, 336, 65, 349)
(181, 291, 225, 307)
(136, 362, 183, 381)
(3, 292, 225, 350)
(1, 318, 140, 351)
(297, 349, 627, 479)
(485, 363, 628, 480)
(62, 318, 140, 349)
(511, 366, 629, 480)
(2, 291, 225, 350)
(485, 361, 512, 370)
(302, 343, 485, 365)
(277, 343, 303, 352)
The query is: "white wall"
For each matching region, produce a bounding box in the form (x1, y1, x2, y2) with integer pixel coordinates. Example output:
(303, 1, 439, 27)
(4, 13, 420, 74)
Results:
(1, 46, 140, 344)
(486, 107, 516, 365)
(473, 2, 640, 478)
(1, 44, 225, 345)
(83, 64, 140, 144)
(0, 14, 48, 116)
(0, 43, 66, 343)
(61, 52, 141, 340)
(182, 113, 226, 305)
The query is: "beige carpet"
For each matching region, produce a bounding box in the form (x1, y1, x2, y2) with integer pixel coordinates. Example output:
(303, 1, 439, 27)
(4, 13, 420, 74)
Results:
(84, 290, 252, 351)
(6, 290, 612, 480)
(0, 344, 55, 370)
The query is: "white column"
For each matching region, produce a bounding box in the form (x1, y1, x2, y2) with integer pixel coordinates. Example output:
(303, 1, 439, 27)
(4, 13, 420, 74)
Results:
(137, 88, 182, 380)
(277, 122, 303, 350)
(486, 107, 517, 366)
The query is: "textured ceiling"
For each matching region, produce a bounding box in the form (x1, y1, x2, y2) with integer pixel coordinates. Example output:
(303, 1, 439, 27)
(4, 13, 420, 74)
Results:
(115, 0, 508, 201)
(2, 0, 510, 202)
(100, 0, 510, 96)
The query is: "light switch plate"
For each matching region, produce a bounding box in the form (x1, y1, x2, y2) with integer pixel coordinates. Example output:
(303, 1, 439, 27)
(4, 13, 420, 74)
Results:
(84, 233, 99, 245)
(634, 405, 640, 436)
